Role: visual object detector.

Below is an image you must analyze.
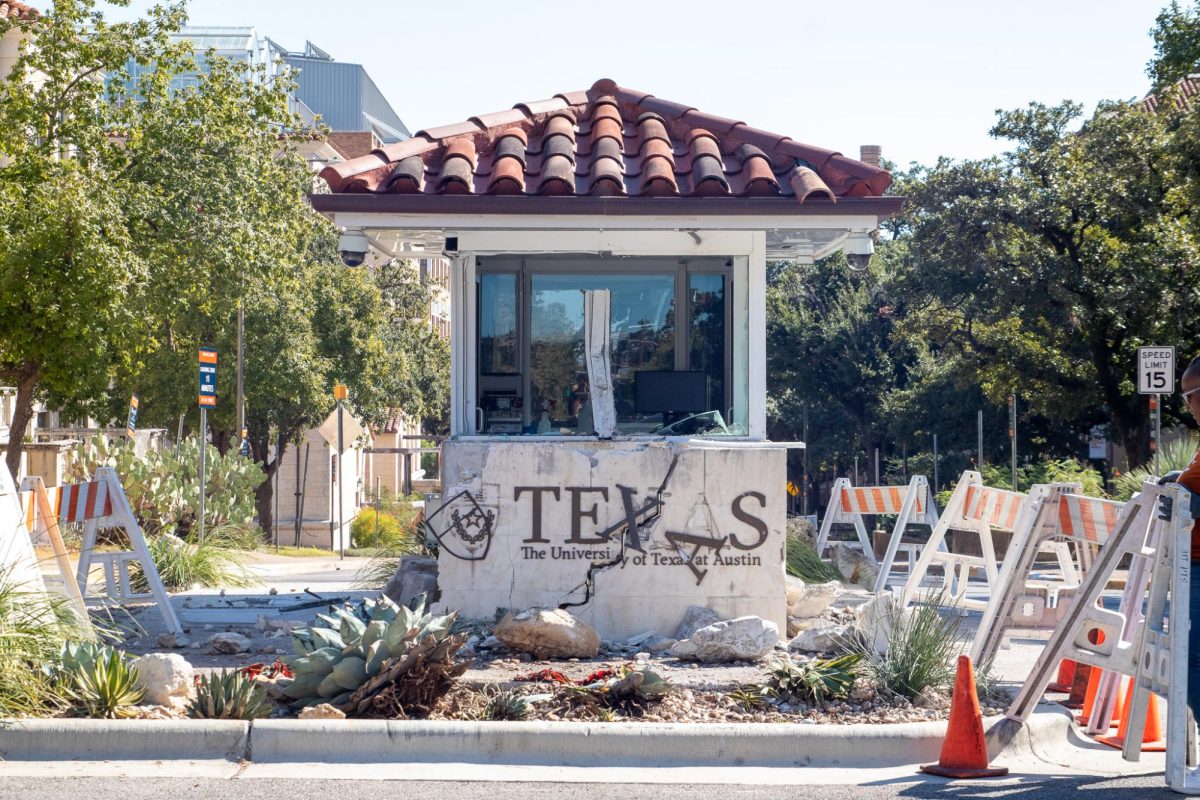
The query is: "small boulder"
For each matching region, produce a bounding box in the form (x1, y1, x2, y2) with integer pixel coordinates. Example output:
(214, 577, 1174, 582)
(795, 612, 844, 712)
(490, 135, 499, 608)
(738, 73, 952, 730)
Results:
(298, 703, 346, 720)
(788, 620, 853, 654)
(786, 615, 831, 638)
(673, 605, 721, 640)
(493, 608, 600, 659)
(787, 578, 845, 618)
(832, 544, 880, 590)
(132, 653, 193, 709)
(208, 632, 251, 654)
(156, 631, 189, 649)
(670, 616, 779, 663)
(644, 636, 677, 653)
(382, 555, 440, 607)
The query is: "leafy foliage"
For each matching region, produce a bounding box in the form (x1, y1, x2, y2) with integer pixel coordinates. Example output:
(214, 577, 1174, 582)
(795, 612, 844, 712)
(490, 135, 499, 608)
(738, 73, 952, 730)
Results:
(558, 665, 673, 717)
(1113, 433, 1200, 500)
(189, 669, 272, 720)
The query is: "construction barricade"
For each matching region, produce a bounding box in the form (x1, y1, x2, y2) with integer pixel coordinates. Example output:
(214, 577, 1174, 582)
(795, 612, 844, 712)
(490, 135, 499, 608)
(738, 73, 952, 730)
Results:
(899, 471, 1038, 612)
(19, 467, 183, 637)
(971, 485, 1122, 669)
(989, 482, 1193, 794)
(814, 475, 940, 592)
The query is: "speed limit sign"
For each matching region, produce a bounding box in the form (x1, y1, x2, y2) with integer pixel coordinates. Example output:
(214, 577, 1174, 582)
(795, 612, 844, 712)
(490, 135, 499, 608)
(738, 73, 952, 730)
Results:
(1139, 346, 1175, 395)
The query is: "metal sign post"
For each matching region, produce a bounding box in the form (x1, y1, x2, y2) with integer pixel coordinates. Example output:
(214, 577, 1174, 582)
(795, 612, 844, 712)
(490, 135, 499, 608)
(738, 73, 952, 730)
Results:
(1139, 346, 1175, 477)
(334, 383, 348, 560)
(126, 394, 139, 440)
(198, 348, 218, 541)
(1009, 393, 1018, 491)
(977, 408, 984, 468)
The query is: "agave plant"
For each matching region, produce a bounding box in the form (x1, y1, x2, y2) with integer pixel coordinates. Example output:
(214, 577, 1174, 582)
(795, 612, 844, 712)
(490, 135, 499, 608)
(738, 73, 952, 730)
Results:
(481, 686, 531, 721)
(765, 653, 862, 704)
(562, 664, 673, 715)
(281, 594, 466, 715)
(58, 644, 144, 718)
(189, 670, 272, 720)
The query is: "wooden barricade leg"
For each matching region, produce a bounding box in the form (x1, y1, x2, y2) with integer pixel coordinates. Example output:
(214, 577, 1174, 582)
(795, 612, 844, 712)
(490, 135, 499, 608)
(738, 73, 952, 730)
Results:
(26, 478, 90, 631)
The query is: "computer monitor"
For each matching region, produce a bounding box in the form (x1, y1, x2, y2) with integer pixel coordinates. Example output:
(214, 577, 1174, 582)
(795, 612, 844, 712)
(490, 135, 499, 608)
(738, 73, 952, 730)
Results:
(634, 371, 708, 414)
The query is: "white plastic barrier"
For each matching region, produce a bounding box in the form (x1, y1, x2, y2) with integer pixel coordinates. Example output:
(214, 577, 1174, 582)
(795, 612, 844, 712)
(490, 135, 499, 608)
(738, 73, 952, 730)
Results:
(24, 467, 183, 637)
(990, 483, 1193, 794)
(814, 476, 940, 592)
(899, 471, 1037, 612)
(971, 485, 1123, 668)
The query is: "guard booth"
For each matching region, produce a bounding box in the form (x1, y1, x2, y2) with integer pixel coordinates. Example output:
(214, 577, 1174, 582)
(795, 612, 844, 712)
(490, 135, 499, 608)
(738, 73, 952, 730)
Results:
(312, 79, 901, 637)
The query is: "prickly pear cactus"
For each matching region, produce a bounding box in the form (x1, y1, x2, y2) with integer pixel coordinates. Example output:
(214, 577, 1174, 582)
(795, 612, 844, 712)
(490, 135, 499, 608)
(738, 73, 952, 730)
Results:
(281, 594, 466, 715)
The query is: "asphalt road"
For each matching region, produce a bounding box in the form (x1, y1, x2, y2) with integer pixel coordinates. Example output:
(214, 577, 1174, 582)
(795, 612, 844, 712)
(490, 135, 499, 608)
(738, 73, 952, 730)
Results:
(0, 776, 1182, 800)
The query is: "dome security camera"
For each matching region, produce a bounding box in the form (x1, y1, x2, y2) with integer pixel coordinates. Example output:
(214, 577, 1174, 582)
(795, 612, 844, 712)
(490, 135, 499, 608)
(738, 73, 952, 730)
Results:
(338, 229, 369, 268)
(844, 231, 875, 272)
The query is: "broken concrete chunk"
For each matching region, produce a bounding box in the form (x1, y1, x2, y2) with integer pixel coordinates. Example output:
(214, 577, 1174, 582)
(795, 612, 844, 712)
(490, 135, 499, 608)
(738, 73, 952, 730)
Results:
(493, 608, 600, 659)
(788, 620, 853, 654)
(673, 605, 721, 641)
(831, 544, 880, 590)
(156, 632, 189, 649)
(382, 555, 439, 608)
(786, 578, 845, 618)
(208, 632, 251, 654)
(671, 616, 778, 663)
(133, 653, 193, 709)
(298, 703, 346, 720)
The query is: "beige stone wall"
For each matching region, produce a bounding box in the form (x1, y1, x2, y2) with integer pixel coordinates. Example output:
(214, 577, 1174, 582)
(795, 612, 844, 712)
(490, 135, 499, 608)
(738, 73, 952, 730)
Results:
(436, 439, 786, 639)
(271, 428, 361, 550)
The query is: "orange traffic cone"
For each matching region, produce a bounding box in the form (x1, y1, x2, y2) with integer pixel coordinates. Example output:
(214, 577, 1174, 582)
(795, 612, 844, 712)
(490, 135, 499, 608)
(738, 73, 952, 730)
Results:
(1061, 663, 1092, 710)
(1096, 680, 1166, 752)
(1048, 659, 1077, 693)
(1077, 666, 1103, 725)
(921, 655, 1009, 779)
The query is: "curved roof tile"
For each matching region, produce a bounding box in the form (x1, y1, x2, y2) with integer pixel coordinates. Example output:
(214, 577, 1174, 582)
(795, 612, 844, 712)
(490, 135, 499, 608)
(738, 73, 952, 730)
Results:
(318, 78, 893, 205)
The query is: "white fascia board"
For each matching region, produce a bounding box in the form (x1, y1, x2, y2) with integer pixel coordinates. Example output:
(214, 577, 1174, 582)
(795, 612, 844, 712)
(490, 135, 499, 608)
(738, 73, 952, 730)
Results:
(456, 229, 755, 256)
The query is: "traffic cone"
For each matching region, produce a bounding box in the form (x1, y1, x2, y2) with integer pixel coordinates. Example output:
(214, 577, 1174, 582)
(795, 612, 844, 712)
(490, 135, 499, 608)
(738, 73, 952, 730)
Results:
(1060, 662, 1092, 710)
(921, 655, 1009, 779)
(1077, 666, 1103, 725)
(1096, 680, 1166, 752)
(1047, 659, 1077, 693)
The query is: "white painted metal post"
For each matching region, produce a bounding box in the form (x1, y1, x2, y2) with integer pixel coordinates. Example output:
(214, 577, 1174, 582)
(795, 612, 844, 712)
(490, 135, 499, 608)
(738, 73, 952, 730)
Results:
(198, 406, 207, 541)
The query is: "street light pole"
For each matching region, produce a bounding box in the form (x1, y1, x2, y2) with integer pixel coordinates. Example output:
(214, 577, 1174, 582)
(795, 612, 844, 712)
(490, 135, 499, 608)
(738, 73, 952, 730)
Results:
(237, 300, 244, 439)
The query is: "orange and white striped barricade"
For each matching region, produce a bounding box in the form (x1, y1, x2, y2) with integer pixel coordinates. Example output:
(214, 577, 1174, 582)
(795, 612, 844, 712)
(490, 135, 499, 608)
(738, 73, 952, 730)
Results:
(971, 485, 1122, 669)
(17, 476, 91, 628)
(898, 471, 1035, 613)
(0, 460, 50, 599)
(814, 476, 940, 590)
(36, 467, 183, 637)
(990, 483, 1191, 794)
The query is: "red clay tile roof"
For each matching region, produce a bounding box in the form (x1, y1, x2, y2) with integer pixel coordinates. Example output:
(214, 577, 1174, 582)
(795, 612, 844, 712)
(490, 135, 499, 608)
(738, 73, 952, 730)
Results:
(0, 1, 38, 19)
(319, 78, 891, 205)
(1141, 74, 1200, 112)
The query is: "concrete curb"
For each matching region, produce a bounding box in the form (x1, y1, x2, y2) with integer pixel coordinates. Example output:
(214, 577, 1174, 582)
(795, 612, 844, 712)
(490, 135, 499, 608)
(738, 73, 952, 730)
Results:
(0, 708, 1071, 768)
(0, 719, 248, 761)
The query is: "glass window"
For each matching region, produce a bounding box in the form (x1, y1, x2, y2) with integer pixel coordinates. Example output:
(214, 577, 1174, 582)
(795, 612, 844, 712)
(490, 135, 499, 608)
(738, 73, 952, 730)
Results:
(478, 273, 518, 375)
(688, 273, 726, 417)
(530, 274, 674, 434)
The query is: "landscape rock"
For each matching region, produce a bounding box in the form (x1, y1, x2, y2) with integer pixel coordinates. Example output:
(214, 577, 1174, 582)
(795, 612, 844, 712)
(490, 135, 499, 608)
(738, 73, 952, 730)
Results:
(298, 703, 347, 720)
(208, 632, 251, 654)
(382, 555, 440, 607)
(132, 653, 194, 709)
(786, 578, 845, 618)
(493, 608, 600, 659)
(788, 621, 853, 654)
(156, 632, 189, 649)
(644, 636, 677, 653)
(786, 615, 830, 639)
(673, 605, 721, 640)
(831, 544, 880, 590)
(853, 590, 907, 655)
(670, 616, 779, 663)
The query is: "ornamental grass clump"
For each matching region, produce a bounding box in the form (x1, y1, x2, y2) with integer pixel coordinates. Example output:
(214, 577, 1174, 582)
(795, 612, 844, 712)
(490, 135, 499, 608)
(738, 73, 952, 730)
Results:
(784, 518, 844, 583)
(849, 595, 962, 700)
(132, 526, 255, 592)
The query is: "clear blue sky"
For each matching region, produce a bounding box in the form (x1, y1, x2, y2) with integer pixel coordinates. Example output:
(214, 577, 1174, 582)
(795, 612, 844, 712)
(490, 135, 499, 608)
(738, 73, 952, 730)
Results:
(107, 0, 1169, 167)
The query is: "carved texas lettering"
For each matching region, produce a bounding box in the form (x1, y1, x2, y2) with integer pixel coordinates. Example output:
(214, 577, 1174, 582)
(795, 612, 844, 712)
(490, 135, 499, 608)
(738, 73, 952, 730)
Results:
(663, 530, 728, 585)
(728, 491, 769, 551)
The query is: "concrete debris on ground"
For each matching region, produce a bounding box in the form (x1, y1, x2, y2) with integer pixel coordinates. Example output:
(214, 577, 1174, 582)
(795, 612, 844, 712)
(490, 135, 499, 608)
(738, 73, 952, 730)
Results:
(297, 703, 346, 720)
(208, 632, 252, 654)
(382, 555, 439, 607)
(831, 544, 881, 590)
(494, 608, 601, 659)
(156, 632, 189, 649)
(671, 616, 779, 663)
(673, 605, 721, 640)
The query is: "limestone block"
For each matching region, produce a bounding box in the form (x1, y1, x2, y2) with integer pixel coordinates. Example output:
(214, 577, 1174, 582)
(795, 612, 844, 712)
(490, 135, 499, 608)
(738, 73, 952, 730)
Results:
(674, 605, 721, 640)
(133, 653, 194, 708)
(832, 544, 880, 590)
(208, 632, 251, 654)
(299, 703, 346, 720)
(786, 577, 844, 618)
(670, 616, 779, 663)
(383, 555, 440, 607)
(788, 621, 853, 654)
(493, 608, 601, 659)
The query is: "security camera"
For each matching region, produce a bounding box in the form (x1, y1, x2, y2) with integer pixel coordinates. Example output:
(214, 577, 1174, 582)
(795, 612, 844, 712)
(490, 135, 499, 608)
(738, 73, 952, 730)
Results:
(844, 231, 874, 272)
(338, 229, 369, 268)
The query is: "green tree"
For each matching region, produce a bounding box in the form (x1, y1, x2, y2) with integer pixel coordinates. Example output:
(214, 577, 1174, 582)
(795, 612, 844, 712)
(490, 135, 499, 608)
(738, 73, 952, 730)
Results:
(0, 0, 186, 478)
(1149, 1, 1200, 89)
